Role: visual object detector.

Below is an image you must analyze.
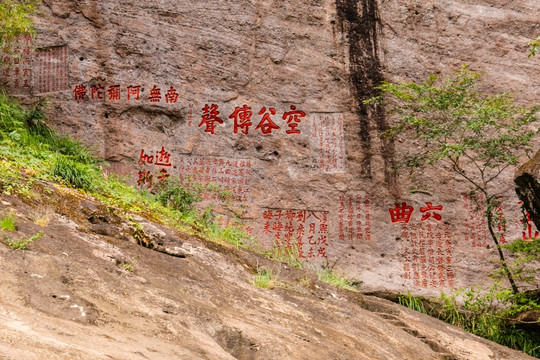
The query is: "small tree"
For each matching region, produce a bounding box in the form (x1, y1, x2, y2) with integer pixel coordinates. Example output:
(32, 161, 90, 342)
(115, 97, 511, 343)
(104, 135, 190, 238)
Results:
(367, 67, 538, 293)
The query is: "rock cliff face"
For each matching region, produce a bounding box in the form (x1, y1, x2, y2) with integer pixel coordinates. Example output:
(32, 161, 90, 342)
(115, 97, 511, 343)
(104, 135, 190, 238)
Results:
(2, 0, 539, 295)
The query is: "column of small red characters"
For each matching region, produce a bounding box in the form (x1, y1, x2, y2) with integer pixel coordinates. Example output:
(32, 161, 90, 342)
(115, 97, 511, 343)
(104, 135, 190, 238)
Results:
(337, 194, 371, 243)
(1, 35, 32, 90)
(462, 194, 488, 247)
(263, 209, 327, 259)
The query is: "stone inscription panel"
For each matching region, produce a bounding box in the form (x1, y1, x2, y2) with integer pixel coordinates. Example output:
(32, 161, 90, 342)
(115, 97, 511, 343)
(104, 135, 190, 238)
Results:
(136, 149, 253, 203)
(388, 200, 455, 289)
(310, 113, 345, 173)
(400, 222, 455, 289)
(337, 193, 371, 243)
(1, 35, 33, 94)
(177, 155, 253, 202)
(35, 46, 69, 94)
(259, 208, 329, 259)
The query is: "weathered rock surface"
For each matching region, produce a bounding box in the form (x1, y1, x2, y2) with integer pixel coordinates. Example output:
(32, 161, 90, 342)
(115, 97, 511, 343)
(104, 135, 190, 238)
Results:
(1, 0, 539, 296)
(515, 150, 540, 231)
(0, 185, 534, 360)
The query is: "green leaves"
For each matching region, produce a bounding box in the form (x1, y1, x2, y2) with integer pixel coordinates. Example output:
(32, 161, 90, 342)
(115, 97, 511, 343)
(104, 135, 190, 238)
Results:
(368, 66, 538, 187)
(529, 36, 540, 58)
(0, 0, 40, 48)
(371, 67, 537, 296)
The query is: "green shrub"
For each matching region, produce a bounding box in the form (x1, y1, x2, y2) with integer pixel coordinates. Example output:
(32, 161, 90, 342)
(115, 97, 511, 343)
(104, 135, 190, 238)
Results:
(51, 155, 100, 191)
(436, 285, 540, 357)
(153, 179, 200, 214)
(7, 230, 43, 250)
(0, 1, 40, 47)
(0, 212, 17, 231)
(252, 267, 281, 289)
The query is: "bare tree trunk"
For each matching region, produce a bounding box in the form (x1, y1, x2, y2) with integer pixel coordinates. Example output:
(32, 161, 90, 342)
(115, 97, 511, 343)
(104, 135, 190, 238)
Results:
(486, 206, 519, 294)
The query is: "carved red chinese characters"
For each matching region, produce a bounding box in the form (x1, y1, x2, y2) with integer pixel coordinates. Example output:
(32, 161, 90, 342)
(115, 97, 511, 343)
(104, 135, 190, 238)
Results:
(282, 105, 306, 134)
(389, 202, 414, 224)
(256, 107, 280, 135)
(199, 104, 224, 134)
(229, 105, 253, 135)
(260, 208, 328, 260)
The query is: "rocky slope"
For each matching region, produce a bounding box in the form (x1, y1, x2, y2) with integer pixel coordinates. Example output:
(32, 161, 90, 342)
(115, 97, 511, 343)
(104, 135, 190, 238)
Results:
(0, 182, 535, 360)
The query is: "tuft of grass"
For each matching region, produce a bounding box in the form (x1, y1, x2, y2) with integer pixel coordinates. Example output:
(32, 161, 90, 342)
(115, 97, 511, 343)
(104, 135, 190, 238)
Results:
(203, 215, 255, 249)
(31, 209, 53, 226)
(317, 266, 359, 292)
(267, 244, 303, 269)
(7, 230, 43, 250)
(121, 262, 134, 272)
(252, 267, 281, 290)
(299, 276, 312, 287)
(119, 258, 137, 273)
(0, 212, 17, 231)
(397, 291, 428, 314)
(128, 221, 152, 248)
(153, 178, 201, 214)
(51, 155, 100, 191)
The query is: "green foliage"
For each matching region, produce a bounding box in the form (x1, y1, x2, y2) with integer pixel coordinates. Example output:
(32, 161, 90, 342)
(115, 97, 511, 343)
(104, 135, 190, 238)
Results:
(368, 67, 537, 176)
(0, 0, 40, 48)
(501, 238, 540, 284)
(120, 262, 134, 272)
(397, 285, 540, 357)
(153, 178, 201, 214)
(119, 257, 137, 273)
(437, 285, 540, 357)
(252, 267, 281, 289)
(398, 291, 428, 314)
(266, 244, 303, 269)
(6, 230, 42, 250)
(316, 266, 359, 292)
(128, 220, 152, 248)
(529, 37, 540, 58)
(0, 212, 17, 231)
(51, 155, 100, 191)
(199, 204, 214, 227)
(368, 67, 538, 293)
(0, 94, 100, 194)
